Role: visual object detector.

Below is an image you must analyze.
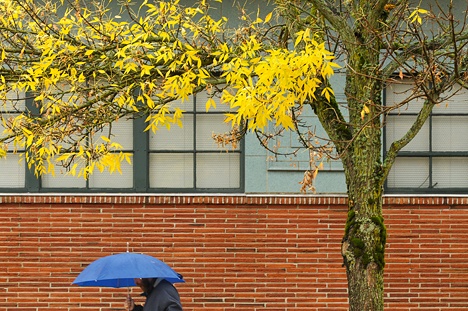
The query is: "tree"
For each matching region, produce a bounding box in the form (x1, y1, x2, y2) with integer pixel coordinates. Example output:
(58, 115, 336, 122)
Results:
(1, 0, 467, 309)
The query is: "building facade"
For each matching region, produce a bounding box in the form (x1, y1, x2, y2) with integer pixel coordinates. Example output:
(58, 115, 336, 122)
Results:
(1, 1, 468, 310)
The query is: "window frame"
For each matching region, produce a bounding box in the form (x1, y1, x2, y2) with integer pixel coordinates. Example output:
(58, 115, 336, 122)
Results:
(383, 82, 468, 194)
(0, 92, 244, 193)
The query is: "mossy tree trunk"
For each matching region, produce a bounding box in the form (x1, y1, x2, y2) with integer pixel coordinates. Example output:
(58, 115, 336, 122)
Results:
(315, 38, 387, 308)
(311, 32, 387, 309)
(340, 62, 387, 309)
(343, 67, 386, 307)
(341, 170, 386, 311)
(338, 5, 387, 310)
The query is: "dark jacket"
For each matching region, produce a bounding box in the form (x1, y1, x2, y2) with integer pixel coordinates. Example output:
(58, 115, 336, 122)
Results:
(133, 279, 183, 311)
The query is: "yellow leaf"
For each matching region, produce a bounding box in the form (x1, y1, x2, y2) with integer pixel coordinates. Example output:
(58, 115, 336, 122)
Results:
(278, 114, 294, 130)
(321, 87, 332, 102)
(264, 12, 272, 23)
(141, 65, 154, 77)
(70, 163, 78, 176)
(294, 31, 303, 47)
(78, 73, 86, 83)
(101, 136, 111, 143)
(409, 8, 428, 25)
(205, 98, 216, 112)
(361, 104, 370, 119)
(56, 153, 71, 162)
(26, 135, 33, 147)
(364, 105, 370, 114)
(125, 153, 132, 165)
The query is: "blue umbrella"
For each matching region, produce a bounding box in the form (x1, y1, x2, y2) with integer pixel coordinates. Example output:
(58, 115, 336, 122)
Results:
(73, 252, 185, 288)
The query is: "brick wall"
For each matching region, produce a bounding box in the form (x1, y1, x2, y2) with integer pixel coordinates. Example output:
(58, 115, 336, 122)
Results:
(0, 195, 467, 311)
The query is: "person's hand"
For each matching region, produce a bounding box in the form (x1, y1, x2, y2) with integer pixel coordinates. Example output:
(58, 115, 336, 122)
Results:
(125, 294, 135, 311)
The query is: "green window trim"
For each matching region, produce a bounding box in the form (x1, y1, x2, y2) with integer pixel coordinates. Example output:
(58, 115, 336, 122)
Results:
(0, 92, 244, 193)
(384, 80, 468, 194)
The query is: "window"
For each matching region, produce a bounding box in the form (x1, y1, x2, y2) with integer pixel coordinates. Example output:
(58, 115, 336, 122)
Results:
(0, 90, 243, 193)
(0, 90, 26, 189)
(384, 80, 468, 193)
(146, 91, 242, 192)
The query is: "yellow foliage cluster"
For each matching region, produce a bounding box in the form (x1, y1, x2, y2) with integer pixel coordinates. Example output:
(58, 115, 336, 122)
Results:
(222, 29, 339, 131)
(0, 0, 338, 179)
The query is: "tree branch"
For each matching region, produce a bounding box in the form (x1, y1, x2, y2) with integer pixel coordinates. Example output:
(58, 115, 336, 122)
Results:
(381, 93, 436, 185)
(306, 0, 354, 41)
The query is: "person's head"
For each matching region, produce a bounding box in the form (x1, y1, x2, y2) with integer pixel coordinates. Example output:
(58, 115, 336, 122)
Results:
(134, 278, 156, 293)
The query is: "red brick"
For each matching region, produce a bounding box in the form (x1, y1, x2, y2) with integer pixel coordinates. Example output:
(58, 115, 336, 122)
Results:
(0, 195, 467, 310)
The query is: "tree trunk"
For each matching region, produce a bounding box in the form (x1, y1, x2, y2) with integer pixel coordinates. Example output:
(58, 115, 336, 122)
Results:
(341, 185, 386, 311)
(340, 75, 387, 310)
(340, 102, 386, 310)
(340, 19, 386, 309)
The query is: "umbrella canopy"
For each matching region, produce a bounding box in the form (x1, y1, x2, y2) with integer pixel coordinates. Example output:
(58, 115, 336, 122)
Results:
(73, 252, 185, 288)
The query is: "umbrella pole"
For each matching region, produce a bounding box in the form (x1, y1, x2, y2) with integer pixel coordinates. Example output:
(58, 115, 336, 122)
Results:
(126, 287, 131, 311)
(126, 244, 130, 311)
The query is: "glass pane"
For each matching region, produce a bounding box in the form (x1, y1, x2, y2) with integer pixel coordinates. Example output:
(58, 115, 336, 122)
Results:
(432, 116, 468, 151)
(1, 90, 26, 112)
(195, 88, 229, 112)
(157, 96, 194, 112)
(0, 154, 25, 187)
(42, 169, 87, 188)
(0, 114, 25, 151)
(197, 114, 236, 150)
(196, 153, 240, 188)
(94, 118, 134, 150)
(149, 115, 193, 150)
(89, 159, 133, 188)
(386, 115, 429, 151)
(437, 84, 468, 114)
(386, 80, 425, 114)
(386, 157, 429, 188)
(433, 157, 468, 188)
(149, 153, 193, 188)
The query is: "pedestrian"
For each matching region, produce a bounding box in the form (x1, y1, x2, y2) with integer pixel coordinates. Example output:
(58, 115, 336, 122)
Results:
(126, 277, 183, 311)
